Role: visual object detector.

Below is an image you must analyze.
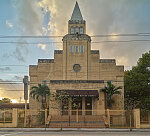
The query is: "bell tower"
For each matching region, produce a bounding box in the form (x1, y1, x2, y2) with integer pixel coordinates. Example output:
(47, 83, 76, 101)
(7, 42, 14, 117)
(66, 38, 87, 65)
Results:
(68, 1, 86, 34)
(62, 1, 91, 80)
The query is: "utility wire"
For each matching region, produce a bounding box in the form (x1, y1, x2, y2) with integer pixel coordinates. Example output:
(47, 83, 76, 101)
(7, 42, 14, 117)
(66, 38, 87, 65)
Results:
(1, 39, 150, 45)
(0, 65, 28, 67)
(0, 79, 149, 84)
(0, 42, 61, 44)
(1, 33, 150, 38)
(1, 90, 23, 91)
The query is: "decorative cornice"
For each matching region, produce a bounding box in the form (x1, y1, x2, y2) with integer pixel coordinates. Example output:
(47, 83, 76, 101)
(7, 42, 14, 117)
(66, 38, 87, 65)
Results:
(38, 59, 54, 63)
(56, 90, 99, 97)
(91, 50, 99, 54)
(54, 50, 63, 54)
(69, 20, 86, 24)
(50, 80, 104, 84)
(63, 34, 91, 42)
(99, 59, 116, 63)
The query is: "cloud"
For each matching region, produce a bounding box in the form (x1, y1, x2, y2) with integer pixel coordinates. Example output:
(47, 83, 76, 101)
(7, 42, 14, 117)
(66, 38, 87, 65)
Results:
(6, 20, 13, 28)
(0, 78, 23, 100)
(0, 79, 4, 82)
(2, 39, 28, 62)
(13, 75, 23, 81)
(13, 0, 44, 35)
(0, 85, 23, 101)
(37, 43, 47, 51)
(38, 0, 73, 36)
(12, 45, 26, 62)
(10, 0, 50, 62)
(38, 0, 150, 67)
(0, 67, 11, 72)
(7, 0, 150, 67)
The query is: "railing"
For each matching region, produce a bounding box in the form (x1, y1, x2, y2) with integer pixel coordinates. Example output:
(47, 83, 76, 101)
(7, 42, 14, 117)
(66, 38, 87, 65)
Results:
(140, 110, 150, 128)
(0, 110, 13, 123)
(45, 109, 134, 128)
(0, 109, 146, 128)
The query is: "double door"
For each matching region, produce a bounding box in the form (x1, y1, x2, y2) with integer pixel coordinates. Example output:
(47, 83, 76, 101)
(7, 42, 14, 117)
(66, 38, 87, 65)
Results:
(72, 97, 92, 115)
(62, 97, 93, 115)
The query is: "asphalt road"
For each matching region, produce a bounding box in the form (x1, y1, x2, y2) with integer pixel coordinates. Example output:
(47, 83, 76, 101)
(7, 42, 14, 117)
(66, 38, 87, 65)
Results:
(0, 131, 150, 136)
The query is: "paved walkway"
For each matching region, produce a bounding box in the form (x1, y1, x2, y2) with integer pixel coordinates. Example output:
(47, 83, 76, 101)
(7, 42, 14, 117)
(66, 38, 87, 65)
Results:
(0, 128, 150, 132)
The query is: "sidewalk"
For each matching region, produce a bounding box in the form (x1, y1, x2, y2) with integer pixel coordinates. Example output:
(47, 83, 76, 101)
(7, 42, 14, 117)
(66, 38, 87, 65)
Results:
(0, 128, 150, 132)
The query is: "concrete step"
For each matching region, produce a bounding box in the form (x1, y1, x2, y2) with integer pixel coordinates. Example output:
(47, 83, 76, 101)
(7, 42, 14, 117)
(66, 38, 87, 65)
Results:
(50, 115, 105, 122)
(47, 115, 106, 128)
(48, 123, 105, 128)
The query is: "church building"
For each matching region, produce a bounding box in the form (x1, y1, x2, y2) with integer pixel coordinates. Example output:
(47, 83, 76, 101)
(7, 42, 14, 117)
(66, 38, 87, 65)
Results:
(29, 2, 124, 117)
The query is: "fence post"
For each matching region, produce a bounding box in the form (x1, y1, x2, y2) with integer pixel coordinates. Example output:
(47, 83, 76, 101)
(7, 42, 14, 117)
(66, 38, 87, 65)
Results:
(107, 109, 110, 128)
(12, 108, 18, 127)
(24, 100, 27, 127)
(69, 114, 70, 126)
(149, 114, 150, 124)
(133, 109, 140, 128)
(45, 104, 47, 124)
(30, 109, 32, 127)
(45, 105, 47, 131)
(130, 111, 132, 129)
(76, 109, 79, 123)
(4, 111, 5, 123)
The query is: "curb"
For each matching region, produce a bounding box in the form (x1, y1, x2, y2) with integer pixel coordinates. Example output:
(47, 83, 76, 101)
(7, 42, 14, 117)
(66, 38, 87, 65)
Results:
(0, 128, 150, 132)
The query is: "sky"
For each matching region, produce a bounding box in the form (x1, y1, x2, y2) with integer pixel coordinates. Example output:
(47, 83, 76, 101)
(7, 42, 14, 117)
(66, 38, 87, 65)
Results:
(0, 0, 150, 102)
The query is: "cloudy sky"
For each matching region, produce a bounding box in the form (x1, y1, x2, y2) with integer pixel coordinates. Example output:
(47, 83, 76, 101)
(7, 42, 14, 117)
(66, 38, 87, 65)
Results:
(0, 0, 150, 102)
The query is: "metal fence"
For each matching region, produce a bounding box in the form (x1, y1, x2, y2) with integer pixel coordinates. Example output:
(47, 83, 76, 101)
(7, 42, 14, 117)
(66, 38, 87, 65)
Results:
(0, 109, 13, 123)
(18, 109, 137, 128)
(0, 109, 149, 128)
(140, 110, 150, 128)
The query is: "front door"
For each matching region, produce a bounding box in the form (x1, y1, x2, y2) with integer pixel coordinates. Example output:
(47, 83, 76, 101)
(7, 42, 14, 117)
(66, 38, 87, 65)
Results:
(85, 97, 92, 115)
(72, 97, 82, 115)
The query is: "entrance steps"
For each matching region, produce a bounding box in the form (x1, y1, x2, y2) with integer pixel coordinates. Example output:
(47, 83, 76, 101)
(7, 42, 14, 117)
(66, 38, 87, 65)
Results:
(47, 115, 105, 128)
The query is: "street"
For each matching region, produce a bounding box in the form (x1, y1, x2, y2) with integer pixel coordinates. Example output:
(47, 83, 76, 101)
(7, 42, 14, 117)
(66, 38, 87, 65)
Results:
(0, 131, 150, 136)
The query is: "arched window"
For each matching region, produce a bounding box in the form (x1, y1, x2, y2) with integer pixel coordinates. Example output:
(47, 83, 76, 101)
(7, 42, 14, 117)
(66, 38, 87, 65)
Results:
(80, 27, 84, 34)
(70, 27, 74, 34)
(75, 27, 79, 34)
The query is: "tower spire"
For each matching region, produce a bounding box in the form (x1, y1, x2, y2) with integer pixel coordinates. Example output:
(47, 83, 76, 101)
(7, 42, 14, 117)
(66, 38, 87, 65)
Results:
(71, 1, 83, 21)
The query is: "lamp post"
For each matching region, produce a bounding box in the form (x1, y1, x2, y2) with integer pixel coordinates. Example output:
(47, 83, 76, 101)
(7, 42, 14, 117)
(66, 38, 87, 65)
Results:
(23, 76, 29, 128)
(42, 80, 47, 129)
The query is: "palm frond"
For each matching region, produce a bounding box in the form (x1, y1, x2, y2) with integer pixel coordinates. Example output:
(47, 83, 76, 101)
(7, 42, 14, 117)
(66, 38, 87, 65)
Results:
(30, 84, 50, 102)
(36, 95, 40, 101)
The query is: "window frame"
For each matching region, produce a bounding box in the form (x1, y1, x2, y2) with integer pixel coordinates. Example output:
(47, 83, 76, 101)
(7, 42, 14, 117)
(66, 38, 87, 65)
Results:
(81, 45, 84, 53)
(75, 27, 79, 34)
(80, 27, 84, 34)
(70, 45, 73, 53)
(70, 27, 74, 34)
(75, 45, 79, 53)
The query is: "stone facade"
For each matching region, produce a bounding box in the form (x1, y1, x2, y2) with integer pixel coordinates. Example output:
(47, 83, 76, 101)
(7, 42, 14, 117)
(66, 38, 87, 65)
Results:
(29, 2, 124, 116)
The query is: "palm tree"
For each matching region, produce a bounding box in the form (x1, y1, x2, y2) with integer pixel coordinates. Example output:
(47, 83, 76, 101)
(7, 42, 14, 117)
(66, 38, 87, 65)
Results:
(30, 84, 50, 109)
(101, 82, 122, 108)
